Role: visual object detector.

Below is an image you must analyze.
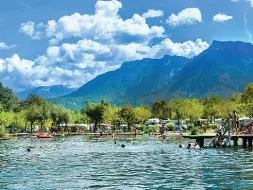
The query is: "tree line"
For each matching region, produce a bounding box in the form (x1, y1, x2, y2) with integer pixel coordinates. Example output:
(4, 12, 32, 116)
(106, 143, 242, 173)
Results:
(0, 82, 253, 135)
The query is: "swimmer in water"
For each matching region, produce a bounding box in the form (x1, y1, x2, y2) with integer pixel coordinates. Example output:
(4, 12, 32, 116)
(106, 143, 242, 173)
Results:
(194, 143, 200, 149)
(121, 144, 125, 148)
(27, 148, 31, 152)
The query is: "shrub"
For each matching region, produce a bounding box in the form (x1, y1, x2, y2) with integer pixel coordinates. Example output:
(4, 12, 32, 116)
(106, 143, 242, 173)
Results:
(191, 128, 200, 135)
(0, 127, 6, 138)
(202, 125, 208, 132)
(205, 124, 212, 130)
(144, 125, 159, 134)
(167, 122, 176, 131)
(210, 123, 218, 129)
(139, 124, 146, 132)
(187, 124, 194, 131)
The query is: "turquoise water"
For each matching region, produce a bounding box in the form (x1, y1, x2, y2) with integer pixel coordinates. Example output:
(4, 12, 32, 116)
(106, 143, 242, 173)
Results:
(1, 136, 253, 190)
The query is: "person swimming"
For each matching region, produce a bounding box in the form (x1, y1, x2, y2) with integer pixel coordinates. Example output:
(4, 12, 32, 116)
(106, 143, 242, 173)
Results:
(27, 148, 31, 152)
(121, 144, 125, 148)
(186, 143, 200, 149)
(194, 143, 200, 149)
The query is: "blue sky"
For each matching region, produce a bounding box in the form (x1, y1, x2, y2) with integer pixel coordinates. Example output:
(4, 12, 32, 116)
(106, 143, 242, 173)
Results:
(0, 0, 252, 91)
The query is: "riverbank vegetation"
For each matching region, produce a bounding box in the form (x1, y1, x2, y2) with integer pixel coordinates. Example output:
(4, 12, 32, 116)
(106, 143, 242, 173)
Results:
(0, 82, 253, 136)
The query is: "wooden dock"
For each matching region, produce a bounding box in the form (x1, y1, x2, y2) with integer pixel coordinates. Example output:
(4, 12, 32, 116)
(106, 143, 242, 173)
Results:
(182, 133, 253, 148)
(182, 134, 216, 148)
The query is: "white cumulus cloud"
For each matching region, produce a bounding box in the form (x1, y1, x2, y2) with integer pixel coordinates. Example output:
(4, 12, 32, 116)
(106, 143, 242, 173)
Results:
(142, 9, 164, 18)
(4, 0, 209, 91)
(22, 0, 165, 44)
(0, 42, 15, 49)
(231, 0, 253, 7)
(213, 13, 233, 22)
(149, 39, 209, 59)
(247, 0, 253, 6)
(20, 21, 45, 39)
(167, 8, 202, 27)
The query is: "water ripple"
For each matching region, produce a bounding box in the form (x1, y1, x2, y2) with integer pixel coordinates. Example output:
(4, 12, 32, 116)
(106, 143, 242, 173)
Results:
(1, 136, 253, 189)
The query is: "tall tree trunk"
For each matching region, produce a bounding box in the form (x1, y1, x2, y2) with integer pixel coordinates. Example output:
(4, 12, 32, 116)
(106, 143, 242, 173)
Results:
(30, 123, 33, 133)
(57, 123, 61, 132)
(64, 124, 68, 132)
(93, 122, 98, 133)
(40, 122, 43, 130)
(177, 114, 180, 127)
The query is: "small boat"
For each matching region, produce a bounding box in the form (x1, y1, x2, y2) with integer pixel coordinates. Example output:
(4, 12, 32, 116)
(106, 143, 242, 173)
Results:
(36, 134, 54, 139)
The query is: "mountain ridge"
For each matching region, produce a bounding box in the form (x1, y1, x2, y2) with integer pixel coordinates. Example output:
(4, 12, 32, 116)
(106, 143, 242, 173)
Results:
(41, 40, 253, 109)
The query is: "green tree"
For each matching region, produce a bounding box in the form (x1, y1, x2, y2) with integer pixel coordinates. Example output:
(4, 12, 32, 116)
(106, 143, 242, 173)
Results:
(171, 99, 188, 126)
(25, 94, 47, 107)
(50, 104, 71, 132)
(9, 112, 26, 133)
(203, 96, 222, 121)
(240, 83, 253, 118)
(37, 103, 51, 130)
(0, 112, 14, 128)
(134, 105, 151, 123)
(0, 82, 19, 112)
(62, 109, 71, 132)
(151, 100, 173, 119)
(185, 99, 204, 123)
(0, 103, 3, 112)
(103, 106, 121, 127)
(81, 100, 109, 132)
(220, 100, 241, 118)
(70, 110, 89, 124)
(241, 83, 253, 103)
(119, 104, 136, 130)
(25, 105, 40, 132)
(242, 103, 253, 117)
(230, 93, 241, 103)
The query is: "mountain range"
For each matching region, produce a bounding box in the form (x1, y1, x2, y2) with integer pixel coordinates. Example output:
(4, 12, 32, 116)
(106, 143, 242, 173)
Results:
(16, 40, 253, 110)
(54, 56, 189, 109)
(17, 85, 77, 100)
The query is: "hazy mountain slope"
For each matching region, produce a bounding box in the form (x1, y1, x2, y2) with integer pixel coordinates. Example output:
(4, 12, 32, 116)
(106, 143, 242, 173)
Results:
(17, 85, 77, 100)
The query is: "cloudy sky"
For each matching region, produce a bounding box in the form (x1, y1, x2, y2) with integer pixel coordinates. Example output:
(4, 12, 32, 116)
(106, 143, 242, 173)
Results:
(0, 0, 252, 92)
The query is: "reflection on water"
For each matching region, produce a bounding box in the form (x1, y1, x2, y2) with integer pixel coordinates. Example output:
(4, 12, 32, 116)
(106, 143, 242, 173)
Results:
(1, 136, 253, 190)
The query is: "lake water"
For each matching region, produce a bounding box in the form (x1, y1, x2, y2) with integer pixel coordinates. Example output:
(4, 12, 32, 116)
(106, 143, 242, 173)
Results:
(1, 136, 253, 190)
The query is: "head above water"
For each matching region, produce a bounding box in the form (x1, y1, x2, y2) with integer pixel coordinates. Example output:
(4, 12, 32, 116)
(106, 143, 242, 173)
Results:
(121, 144, 125, 148)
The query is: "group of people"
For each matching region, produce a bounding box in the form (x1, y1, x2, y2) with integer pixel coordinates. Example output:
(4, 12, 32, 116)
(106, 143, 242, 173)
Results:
(228, 110, 253, 135)
(239, 122, 253, 134)
(179, 143, 200, 149)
